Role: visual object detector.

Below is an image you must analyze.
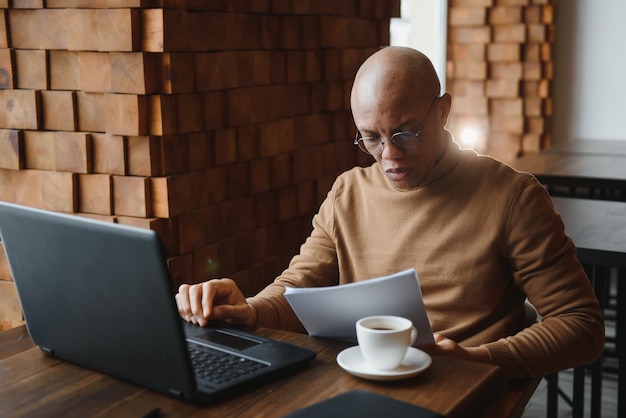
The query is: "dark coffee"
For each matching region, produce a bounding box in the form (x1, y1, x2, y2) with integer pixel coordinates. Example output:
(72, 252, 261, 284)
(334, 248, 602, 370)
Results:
(370, 326, 395, 331)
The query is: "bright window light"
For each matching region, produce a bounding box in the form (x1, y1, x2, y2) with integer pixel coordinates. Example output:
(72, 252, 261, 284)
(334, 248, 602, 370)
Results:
(461, 127, 479, 146)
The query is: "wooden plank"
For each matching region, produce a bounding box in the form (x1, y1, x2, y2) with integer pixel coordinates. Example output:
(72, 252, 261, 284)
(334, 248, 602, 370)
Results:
(97, 8, 139, 52)
(0, 281, 23, 331)
(23, 131, 55, 170)
(12, 169, 43, 208)
(14, 49, 48, 90)
(250, 159, 270, 194)
(0, 10, 8, 49)
(225, 164, 249, 201)
(117, 215, 174, 255)
(0, 129, 23, 170)
(0, 242, 13, 280)
(7, 7, 67, 50)
(192, 243, 223, 281)
(270, 153, 291, 190)
(0, 325, 35, 359)
(188, 132, 211, 171)
(49, 51, 80, 91)
(140, 8, 165, 52)
(41, 170, 77, 213)
(161, 0, 189, 9)
(127, 135, 161, 176)
(77, 214, 117, 223)
(176, 93, 203, 133)
(205, 12, 247, 51)
(0, 168, 12, 202)
(112, 175, 151, 217)
(76, 92, 105, 133)
(277, 186, 297, 221)
(0, 89, 41, 130)
(79, 52, 110, 93)
(7, 10, 39, 50)
(151, 175, 181, 218)
(148, 94, 177, 135)
(140, 8, 188, 52)
(110, 52, 157, 94)
(202, 90, 226, 129)
(46, 0, 158, 8)
(261, 15, 281, 50)
(159, 134, 189, 175)
(54, 132, 91, 173)
(158, 52, 194, 94)
(91, 133, 127, 175)
(194, 51, 239, 91)
(78, 173, 112, 215)
(175, 205, 218, 254)
(0, 50, 12, 90)
(286, 50, 305, 84)
(213, 127, 236, 165)
(252, 50, 272, 85)
(184, 10, 207, 51)
(41, 90, 77, 132)
(269, 50, 286, 84)
(66, 9, 99, 51)
(236, 125, 258, 161)
(297, 180, 316, 216)
(37, 9, 67, 50)
(226, 86, 261, 126)
(166, 253, 193, 289)
(150, 174, 195, 218)
(193, 167, 226, 209)
(104, 93, 148, 136)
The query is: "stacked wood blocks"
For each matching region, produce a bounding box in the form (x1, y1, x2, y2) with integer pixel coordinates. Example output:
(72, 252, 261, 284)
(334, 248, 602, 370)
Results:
(446, 0, 555, 162)
(0, 0, 400, 330)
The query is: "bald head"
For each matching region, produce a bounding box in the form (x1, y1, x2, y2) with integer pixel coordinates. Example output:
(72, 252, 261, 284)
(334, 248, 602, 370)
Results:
(350, 47, 452, 189)
(351, 47, 441, 114)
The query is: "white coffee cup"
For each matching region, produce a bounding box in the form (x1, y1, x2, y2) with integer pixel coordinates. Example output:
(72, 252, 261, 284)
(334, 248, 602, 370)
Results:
(356, 315, 418, 371)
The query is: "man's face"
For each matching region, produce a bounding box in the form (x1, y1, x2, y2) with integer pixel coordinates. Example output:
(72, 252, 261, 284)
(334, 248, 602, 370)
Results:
(352, 91, 449, 190)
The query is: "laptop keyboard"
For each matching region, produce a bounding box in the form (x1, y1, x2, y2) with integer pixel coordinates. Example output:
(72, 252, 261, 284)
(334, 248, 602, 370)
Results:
(188, 344, 269, 385)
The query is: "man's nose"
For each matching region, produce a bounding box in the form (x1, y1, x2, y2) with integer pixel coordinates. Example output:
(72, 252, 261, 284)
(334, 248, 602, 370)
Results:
(380, 138, 403, 159)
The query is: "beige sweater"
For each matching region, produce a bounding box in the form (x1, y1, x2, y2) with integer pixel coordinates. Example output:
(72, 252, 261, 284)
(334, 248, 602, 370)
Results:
(248, 135, 605, 379)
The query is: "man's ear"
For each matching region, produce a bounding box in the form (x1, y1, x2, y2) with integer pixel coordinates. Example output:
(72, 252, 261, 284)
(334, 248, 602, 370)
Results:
(437, 92, 452, 128)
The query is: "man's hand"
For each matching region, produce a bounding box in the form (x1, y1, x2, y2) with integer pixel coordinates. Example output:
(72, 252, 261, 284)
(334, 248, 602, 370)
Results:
(175, 279, 257, 328)
(423, 333, 492, 364)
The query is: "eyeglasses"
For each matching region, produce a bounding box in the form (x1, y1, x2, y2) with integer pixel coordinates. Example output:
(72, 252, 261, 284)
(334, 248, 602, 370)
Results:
(354, 96, 440, 156)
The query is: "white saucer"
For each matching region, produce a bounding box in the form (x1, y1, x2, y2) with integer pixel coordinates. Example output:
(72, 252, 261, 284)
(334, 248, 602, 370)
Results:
(336, 346, 432, 381)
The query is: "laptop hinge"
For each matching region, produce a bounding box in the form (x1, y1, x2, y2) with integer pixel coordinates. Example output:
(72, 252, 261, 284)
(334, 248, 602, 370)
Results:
(40, 346, 54, 356)
(168, 389, 184, 399)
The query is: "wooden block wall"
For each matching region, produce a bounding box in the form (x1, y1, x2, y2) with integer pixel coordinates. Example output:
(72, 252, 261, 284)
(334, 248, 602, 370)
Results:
(446, 0, 555, 163)
(0, 0, 400, 330)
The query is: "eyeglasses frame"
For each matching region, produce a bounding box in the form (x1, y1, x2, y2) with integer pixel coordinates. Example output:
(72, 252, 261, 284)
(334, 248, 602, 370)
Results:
(353, 95, 441, 156)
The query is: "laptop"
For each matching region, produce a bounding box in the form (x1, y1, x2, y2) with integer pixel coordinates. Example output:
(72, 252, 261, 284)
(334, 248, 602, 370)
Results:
(0, 201, 316, 403)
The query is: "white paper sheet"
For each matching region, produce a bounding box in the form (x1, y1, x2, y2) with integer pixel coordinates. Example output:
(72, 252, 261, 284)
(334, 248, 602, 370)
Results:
(283, 268, 434, 346)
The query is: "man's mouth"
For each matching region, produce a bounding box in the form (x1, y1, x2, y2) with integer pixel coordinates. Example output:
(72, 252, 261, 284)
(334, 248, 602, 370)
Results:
(385, 167, 410, 181)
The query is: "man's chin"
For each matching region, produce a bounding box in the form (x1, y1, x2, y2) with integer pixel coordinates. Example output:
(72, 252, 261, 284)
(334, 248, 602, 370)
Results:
(387, 177, 419, 190)
(380, 165, 423, 189)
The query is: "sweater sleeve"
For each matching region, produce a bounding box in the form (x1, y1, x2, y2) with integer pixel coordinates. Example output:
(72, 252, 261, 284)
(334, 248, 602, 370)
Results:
(247, 178, 342, 331)
(483, 178, 605, 379)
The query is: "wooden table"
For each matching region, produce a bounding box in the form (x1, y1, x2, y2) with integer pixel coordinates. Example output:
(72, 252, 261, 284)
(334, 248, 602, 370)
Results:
(511, 153, 626, 201)
(546, 139, 626, 157)
(551, 197, 626, 418)
(553, 197, 626, 269)
(0, 325, 540, 418)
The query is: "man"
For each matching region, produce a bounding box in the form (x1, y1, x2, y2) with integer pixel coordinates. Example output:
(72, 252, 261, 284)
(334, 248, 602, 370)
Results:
(176, 47, 604, 379)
